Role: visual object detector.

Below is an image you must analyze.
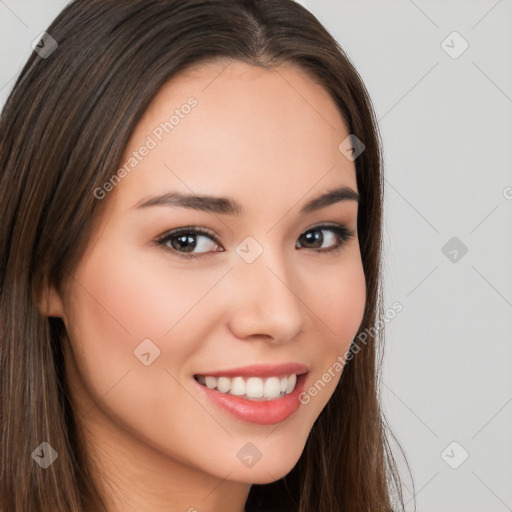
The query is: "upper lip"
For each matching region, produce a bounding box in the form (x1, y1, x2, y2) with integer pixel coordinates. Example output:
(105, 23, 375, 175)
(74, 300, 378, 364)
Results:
(194, 362, 309, 378)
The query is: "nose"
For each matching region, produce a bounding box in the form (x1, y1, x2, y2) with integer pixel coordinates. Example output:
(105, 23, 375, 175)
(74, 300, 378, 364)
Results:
(226, 247, 307, 345)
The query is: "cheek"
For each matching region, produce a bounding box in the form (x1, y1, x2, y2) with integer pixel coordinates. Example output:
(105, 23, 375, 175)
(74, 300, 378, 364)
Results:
(315, 255, 367, 348)
(62, 243, 228, 404)
(297, 254, 366, 411)
(67, 242, 223, 347)
(61, 248, 217, 450)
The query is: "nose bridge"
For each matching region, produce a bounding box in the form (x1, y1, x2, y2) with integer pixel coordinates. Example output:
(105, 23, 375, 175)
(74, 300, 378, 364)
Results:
(227, 236, 306, 342)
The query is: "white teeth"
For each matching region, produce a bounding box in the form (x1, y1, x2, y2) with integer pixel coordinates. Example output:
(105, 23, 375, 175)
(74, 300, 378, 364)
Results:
(196, 374, 299, 400)
(230, 376, 246, 396)
(264, 377, 282, 399)
(217, 377, 231, 393)
(285, 373, 297, 394)
(245, 377, 263, 398)
(205, 376, 217, 389)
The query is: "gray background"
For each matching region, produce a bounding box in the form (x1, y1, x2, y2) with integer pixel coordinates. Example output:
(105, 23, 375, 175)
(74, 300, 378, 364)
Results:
(1, 1, 511, 510)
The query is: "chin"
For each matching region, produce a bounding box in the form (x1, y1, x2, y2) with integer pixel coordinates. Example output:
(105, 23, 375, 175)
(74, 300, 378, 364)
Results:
(228, 450, 303, 485)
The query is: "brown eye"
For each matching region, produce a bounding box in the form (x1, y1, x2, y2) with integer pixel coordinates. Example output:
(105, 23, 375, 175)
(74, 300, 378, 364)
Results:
(156, 227, 223, 259)
(295, 225, 355, 254)
(155, 224, 355, 260)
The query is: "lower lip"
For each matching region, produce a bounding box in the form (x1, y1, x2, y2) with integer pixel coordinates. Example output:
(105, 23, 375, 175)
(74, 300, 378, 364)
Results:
(194, 373, 308, 425)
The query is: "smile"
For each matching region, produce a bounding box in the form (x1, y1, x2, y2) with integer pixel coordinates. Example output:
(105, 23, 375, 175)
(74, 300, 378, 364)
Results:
(194, 373, 298, 401)
(193, 366, 309, 425)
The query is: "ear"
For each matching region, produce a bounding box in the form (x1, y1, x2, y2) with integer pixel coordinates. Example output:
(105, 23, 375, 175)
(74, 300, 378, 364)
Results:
(37, 283, 65, 319)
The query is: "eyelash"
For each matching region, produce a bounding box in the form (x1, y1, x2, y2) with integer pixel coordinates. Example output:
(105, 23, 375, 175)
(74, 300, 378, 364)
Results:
(154, 224, 356, 260)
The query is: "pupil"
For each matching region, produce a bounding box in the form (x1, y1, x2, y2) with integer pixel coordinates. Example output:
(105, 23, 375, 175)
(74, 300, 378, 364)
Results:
(173, 234, 196, 253)
(301, 230, 322, 248)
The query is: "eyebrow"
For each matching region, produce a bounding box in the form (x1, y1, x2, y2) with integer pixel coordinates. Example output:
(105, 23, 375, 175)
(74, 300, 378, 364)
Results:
(133, 185, 360, 216)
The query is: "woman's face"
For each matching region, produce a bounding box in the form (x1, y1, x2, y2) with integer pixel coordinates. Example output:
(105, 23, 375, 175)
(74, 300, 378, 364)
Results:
(49, 60, 366, 494)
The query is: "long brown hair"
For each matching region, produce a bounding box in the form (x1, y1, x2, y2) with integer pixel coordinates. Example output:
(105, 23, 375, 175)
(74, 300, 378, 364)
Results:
(0, 1, 413, 510)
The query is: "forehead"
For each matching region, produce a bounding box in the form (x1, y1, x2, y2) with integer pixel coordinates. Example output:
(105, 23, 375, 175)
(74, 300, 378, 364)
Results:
(110, 59, 357, 216)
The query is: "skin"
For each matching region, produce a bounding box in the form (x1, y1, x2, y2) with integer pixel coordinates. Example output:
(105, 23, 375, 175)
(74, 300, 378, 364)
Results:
(41, 60, 366, 512)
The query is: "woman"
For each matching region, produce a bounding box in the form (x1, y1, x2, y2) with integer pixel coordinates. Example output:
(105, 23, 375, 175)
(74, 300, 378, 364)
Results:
(0, 1, 411, 510)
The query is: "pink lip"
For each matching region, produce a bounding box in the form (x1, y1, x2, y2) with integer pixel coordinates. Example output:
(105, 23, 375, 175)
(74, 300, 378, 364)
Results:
(194, 372, 309, 425)
(194, 362, 309, 378)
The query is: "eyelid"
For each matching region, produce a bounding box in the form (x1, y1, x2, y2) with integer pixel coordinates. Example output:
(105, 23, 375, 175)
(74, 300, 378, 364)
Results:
(156, 225, 219, 243)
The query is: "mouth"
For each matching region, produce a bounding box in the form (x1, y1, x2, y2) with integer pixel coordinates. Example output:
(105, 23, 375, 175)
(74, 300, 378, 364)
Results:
(193, 372, 305, 401)
(193, 367, 310, 425)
